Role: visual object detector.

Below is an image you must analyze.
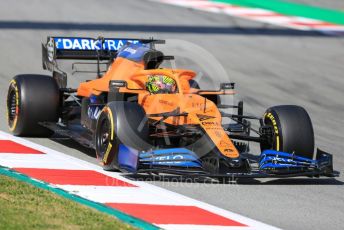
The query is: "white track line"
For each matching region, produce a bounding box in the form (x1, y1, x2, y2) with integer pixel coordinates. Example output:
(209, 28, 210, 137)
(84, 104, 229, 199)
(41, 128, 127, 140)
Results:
(0, 153, 87, 169)
(56, 185, 196, 205)
(159, 225, 257, 230)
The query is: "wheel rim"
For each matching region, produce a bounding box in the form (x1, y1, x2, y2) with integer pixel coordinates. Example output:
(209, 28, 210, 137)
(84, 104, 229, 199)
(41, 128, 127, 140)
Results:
(96, 115, 111, 159)
(7, 87, 17, 129)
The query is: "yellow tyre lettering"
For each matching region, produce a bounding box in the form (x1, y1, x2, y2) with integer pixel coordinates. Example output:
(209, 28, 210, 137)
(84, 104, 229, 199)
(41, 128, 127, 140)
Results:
(265, 112, 280, 151)
(102, 106, 115, 141)
(101, 106, 115, 164)
(276, 135, 280, 151)
(108, 109, 115, 141)
(103, 142, 112, 164)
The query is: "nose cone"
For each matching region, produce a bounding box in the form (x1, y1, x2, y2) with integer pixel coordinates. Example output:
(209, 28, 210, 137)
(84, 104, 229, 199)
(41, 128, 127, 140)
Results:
(229, 157, 243, 167)
(218, 156, 251, 174)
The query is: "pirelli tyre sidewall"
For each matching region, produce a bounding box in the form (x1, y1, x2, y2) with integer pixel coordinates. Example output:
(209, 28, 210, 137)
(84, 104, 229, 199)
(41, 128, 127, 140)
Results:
(95, 101, 149, 171)
(6, 75, 60, 136)
(95, 106, 119, 171)
(262, 110, 283, 152)
(262, 105, 315, 158)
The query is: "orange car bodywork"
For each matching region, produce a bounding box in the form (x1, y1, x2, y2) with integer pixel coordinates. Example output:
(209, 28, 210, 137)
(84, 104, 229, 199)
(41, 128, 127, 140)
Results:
(77, 57, 239, 159)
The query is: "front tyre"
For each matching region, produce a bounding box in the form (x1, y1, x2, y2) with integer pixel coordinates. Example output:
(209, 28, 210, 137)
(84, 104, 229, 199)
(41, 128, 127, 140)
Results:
(260, 105, 314, 158)
(95, 102, 149, 171)
(7, 74, 60, 136)
(95, 108, 117, 171)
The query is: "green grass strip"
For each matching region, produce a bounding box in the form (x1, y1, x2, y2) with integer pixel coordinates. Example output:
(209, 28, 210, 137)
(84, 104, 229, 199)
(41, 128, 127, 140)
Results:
(212, 0, 344, 25)
(0, 166, 159, 230)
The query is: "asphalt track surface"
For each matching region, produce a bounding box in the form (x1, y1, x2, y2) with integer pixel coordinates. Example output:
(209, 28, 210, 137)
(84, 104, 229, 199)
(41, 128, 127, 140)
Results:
(0, 0, 343, 229)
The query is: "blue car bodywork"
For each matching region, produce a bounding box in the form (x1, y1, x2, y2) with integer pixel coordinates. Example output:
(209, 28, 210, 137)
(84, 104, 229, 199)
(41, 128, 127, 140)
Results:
(117, 144, 337, 178)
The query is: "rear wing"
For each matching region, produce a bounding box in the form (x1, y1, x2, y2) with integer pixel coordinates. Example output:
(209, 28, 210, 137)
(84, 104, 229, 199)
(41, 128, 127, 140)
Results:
(42, 36, 165, 71)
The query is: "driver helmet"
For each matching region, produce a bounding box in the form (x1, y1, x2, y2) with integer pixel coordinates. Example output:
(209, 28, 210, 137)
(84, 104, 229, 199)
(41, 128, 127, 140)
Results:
(146, 75, 176, 94)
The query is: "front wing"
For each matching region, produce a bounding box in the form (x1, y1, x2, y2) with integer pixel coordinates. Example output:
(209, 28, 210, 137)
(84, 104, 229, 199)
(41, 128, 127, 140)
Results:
(116, 145, 339, 179)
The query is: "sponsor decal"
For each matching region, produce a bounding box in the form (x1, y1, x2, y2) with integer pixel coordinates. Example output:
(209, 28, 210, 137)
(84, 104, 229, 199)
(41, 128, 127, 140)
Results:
(196, 113, 215, 121)
(155, 155, 184, 164)
(192, 102, 205, 110)
(201, 121, 220, 126)
(122, 47, 137, 54)
(88, 106, 103, 120)
(271, 157, 293, 163)
(219, 140, 229, 147)
(158, 99, 174, 107)
(214, 130, 222, 138)
(224, 148, 234, 153)
(205, 127, 222, 130)
(53, 38, 140, 51)
(159, 99, 174, 106)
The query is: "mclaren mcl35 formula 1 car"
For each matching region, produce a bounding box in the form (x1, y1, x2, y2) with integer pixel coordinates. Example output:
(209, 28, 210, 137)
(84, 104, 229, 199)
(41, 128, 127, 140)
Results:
(6, 37, 338, 180)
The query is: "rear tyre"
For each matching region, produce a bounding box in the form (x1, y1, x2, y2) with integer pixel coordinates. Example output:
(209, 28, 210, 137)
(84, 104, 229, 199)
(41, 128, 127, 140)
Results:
(7, 74, 60, 136)
(260, 105, 314, 158)
(95, 102, 149, 171)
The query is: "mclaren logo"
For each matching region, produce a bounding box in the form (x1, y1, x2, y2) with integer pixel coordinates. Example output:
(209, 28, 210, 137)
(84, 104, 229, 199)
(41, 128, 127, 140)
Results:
(196, 114, 215, 121)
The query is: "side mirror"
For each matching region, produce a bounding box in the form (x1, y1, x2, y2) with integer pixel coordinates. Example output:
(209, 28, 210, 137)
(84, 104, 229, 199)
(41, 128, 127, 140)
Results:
(109, 80, 127, 89)
(220, 82, 235, 90)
